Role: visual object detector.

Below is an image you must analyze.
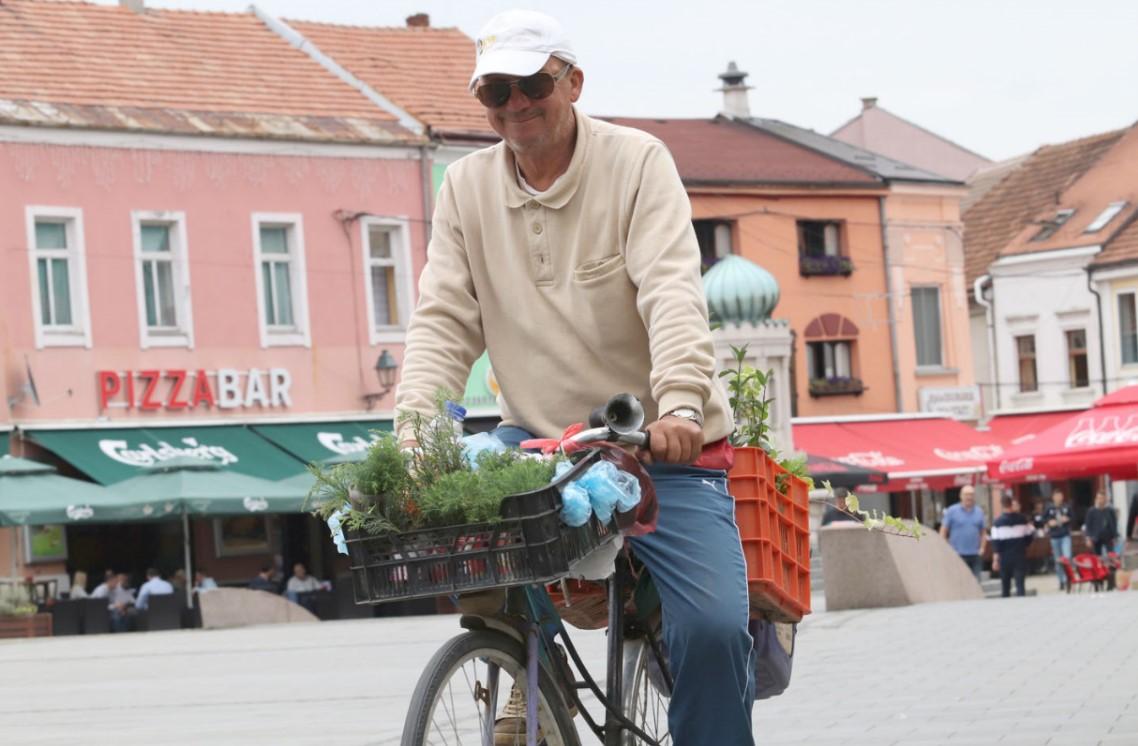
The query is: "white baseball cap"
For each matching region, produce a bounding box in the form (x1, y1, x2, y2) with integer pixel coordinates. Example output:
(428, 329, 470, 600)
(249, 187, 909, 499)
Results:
(469, 10, 577, 90)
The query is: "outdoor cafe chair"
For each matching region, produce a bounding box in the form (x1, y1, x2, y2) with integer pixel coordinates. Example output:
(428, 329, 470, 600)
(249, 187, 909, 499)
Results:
(137, 593, 183, 632)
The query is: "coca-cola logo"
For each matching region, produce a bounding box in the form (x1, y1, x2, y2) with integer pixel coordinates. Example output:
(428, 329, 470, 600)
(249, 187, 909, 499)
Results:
(837, 451, 904, 468)
(1064, 416, 1138, 448)
(998, 457, 1034, 474)
(933, 445, 1004, 462)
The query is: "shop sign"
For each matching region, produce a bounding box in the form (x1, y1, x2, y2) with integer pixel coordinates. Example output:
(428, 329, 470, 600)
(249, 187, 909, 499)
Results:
(317, 431, 378, 456)
(919, 386, 981, 421)
(97, 368, 292, 412)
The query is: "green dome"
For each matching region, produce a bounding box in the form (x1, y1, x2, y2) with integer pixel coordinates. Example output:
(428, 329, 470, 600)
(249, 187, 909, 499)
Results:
(703, 255, 780, 326)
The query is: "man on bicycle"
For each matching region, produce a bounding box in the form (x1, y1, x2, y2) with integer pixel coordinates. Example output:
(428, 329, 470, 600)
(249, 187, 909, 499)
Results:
(395, 9, 755, 743)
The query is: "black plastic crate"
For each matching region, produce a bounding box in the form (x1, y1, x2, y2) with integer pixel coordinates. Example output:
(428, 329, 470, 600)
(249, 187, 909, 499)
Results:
(346, 450, 615, 605)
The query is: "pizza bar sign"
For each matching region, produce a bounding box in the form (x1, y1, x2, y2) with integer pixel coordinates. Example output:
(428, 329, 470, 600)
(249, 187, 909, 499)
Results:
(97, 369, 292, 412)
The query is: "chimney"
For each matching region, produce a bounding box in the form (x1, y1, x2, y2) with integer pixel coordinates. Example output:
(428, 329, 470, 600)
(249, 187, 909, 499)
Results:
(119, 0, 145, 11)
(406, 13, 430, 28)
(861, 96, 878, 111)
(716, 61, 753, 119)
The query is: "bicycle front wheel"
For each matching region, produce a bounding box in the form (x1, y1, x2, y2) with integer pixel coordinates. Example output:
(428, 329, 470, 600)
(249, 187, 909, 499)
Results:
(401, 629, 580, 746)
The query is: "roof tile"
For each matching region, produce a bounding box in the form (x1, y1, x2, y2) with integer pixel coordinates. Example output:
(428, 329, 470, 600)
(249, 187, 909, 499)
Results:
(0, 0, 416, 143)
(603, 117, 880, 186)
(287, 20, 494, 138)
(962, 129, 1125, 286)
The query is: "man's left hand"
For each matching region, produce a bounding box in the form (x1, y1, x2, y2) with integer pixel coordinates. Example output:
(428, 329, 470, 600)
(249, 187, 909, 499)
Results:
(641, 416, 704, 465)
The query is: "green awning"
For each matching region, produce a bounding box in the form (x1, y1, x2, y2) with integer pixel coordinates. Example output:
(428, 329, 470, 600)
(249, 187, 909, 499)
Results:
(26, 425, 305, 485)
(112, 456, 308, 516)
(250, 420, 391, 468)
(462, 352, 501, 415)
(0, 456, 177, 526)
(0, 430, 9, 455)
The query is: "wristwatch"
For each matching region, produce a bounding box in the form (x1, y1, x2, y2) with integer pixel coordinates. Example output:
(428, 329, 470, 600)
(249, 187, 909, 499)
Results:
(665, 407, 704, 427)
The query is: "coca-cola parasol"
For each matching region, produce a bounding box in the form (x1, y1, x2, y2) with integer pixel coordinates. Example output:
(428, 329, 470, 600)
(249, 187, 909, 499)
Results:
(987, 384, 1138, 482)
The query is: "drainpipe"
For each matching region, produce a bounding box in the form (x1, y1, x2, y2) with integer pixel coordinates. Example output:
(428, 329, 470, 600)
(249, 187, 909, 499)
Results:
(419, 144, 434, 246)
(878, 197, 904, 411)
(1086, 270, 1109, 396)
(973, 274, 1000, 411)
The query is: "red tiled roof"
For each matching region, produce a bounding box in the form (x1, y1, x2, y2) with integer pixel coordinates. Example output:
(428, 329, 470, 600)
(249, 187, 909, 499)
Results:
(604, 117, 881, 186)
(1097, 214, 1138, 267)
(962, 129, 1125, 286)
(287, 20, 494, 139)
(0, 0, 416, 143)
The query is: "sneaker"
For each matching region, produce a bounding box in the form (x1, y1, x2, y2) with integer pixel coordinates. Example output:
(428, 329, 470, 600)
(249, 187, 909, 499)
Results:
(495, 682, 543, 745)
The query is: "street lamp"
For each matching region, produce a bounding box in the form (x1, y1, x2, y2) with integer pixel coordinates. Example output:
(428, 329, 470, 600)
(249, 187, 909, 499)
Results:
(362, 349, 399, 410)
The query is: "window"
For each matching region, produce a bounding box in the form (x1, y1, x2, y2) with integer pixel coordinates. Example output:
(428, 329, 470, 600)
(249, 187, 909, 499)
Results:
(807, 340, 852, 379)
(1016, 335, 1038, 393)
(26, 207, 91, 348)
(797, 220, 852, 276)
(798, 221, 841, 257)
(804, 313, 863, 396)
(1066, 329, 1089, 388)
(132, 212, 192, 348)
(252, 214, 310, 348)
(1120, 293, 1138, 365)
(911, 286, 943, 367)
(362, 218, 414, 343)
(693, 220, 734, 269)
(1031, 209, 1074, 241)
(1085, 201, 1127, 233)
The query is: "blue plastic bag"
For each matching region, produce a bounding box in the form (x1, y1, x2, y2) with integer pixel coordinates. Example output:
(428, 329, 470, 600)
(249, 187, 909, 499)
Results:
(461, 431, 508, 469)
(579, 460, 643, 522)
(559, 481, 593, 527)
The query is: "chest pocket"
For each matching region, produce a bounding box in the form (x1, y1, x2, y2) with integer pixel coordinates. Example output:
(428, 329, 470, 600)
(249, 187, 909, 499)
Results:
(573, 253, 627, 286)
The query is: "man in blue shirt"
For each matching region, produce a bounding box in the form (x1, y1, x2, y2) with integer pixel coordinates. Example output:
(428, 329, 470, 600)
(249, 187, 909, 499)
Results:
(940, 485, 987, 581)
(136, 567, 174, 611)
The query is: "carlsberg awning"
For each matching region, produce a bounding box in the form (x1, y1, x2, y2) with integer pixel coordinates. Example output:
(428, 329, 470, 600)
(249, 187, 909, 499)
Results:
(111, 456, 308, 515)
(25, 425, 305, 485)
(250, 420, 391, 466)
(0, 455, 177, 526)
(0, 429, 10, 455)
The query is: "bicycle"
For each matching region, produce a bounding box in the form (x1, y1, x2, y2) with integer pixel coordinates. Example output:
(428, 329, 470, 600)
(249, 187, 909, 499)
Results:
(347, 395, 673, 745)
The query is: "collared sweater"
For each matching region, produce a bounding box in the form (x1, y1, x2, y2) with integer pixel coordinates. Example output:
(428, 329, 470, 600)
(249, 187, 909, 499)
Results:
(395, 107, 732, 442)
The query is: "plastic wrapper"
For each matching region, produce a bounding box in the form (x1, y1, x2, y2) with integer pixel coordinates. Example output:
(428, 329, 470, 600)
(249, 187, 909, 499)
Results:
(559, 480, 593, 527)
(461, 431, 508, 469)
(580, 460, 642, 521)
(326, 507, 349, 556)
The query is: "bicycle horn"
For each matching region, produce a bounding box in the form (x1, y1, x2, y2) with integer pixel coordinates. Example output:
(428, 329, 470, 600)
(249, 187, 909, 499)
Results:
(603, 393, 645, 435)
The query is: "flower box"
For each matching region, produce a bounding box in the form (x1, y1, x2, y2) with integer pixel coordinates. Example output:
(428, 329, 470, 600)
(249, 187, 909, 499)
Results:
(809, 376, 864, 397)
(799, 254, 854, 277)
(0, 613, 53, 639)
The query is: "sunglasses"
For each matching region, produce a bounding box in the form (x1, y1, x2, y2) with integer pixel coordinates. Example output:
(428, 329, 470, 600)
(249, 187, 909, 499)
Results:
(474, 64, 573, 108)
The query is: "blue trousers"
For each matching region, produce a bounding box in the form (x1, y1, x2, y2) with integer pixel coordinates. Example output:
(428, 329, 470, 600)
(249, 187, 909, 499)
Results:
(1051, 535, 1072, 586)
(494, 427, 756, 744)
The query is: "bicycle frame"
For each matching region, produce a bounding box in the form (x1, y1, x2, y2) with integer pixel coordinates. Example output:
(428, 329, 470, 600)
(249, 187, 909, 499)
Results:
(515, 550, 670, 746)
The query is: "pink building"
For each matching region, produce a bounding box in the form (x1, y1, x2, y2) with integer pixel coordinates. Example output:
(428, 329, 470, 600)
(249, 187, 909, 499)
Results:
(832, 97, 992, 182)
(0, 0, 430, 598)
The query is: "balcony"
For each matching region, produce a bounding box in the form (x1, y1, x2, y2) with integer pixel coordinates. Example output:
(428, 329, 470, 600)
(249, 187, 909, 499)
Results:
(799, 254, 854, 277)
(809, 376, 865, 397)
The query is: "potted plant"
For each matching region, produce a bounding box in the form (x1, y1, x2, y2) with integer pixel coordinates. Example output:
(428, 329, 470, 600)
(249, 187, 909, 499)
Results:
(0, 582, 52, 639)
(719, 345, 813, 621)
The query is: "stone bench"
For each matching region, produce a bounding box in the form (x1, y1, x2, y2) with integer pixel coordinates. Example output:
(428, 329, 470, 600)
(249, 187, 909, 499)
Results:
(818, 522, 983, 611)
(196, 588, 318, 629)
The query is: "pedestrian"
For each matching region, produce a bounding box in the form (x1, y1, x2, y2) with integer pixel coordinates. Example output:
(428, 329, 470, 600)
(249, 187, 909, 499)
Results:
(1127, 492, 1138, 542)
(393, 8, 752, 742)
(939, 485, 987, 581)
(990, 495, 1033, 597)
(1038, 490, 1074, 590)
(821, 487, 861, 526)
(1082, 491, 1118, 559)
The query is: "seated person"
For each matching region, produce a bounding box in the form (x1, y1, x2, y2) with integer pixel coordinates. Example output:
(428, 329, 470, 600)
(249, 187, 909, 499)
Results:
(136, 567, 174, 611)
(193, 569, 218, 593)
(170, 569, 188, 593)
(90, 571, 116, 599)
(68, 571, 89, 600)
(285, 563, 322, 608)
(248, 566, 279, 593)
(108, 573, 137, 632)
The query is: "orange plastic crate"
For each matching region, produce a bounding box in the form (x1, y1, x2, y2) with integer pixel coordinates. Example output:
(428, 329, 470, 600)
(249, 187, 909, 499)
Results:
(728, 448, 811, 622)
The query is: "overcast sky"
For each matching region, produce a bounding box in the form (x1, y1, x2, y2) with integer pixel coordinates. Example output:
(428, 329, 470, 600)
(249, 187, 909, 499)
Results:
(92, 0, 1138, 161)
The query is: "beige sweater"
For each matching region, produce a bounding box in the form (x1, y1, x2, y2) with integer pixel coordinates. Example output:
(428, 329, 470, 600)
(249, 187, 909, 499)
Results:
(395, 108, 732, 443)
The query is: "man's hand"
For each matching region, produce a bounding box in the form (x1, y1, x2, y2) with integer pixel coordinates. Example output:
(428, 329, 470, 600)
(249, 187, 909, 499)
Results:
(641, 416, 703, 465)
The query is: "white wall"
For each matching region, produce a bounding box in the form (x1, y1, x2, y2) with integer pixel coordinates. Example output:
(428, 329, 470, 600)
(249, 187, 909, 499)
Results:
(990, 247, 1102, 413)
